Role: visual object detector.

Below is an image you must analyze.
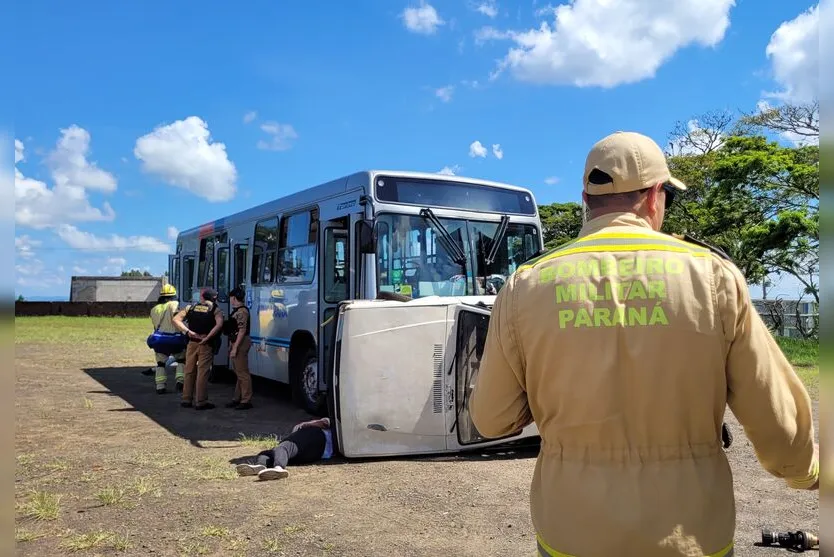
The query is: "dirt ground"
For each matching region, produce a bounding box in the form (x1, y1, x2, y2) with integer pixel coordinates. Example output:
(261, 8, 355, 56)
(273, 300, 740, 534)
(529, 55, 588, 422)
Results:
(15, 325, 819, 556)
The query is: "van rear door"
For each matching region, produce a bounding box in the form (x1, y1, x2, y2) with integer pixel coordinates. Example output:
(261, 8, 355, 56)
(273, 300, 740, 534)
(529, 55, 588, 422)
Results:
(445, 303, 540, 451)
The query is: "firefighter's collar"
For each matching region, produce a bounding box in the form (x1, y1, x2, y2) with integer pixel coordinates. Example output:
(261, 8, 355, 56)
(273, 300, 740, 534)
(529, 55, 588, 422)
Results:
(578, 211, 653, 237)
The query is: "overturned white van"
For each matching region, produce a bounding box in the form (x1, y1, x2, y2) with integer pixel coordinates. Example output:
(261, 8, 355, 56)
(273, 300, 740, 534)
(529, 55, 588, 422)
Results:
(325, 296, 541, 458)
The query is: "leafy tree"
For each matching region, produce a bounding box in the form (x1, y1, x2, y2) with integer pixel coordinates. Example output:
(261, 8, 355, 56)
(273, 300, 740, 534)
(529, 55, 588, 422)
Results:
(121, 269, 153, 277)
(538, 202, 584, 249)
(663, 106, 818, 337)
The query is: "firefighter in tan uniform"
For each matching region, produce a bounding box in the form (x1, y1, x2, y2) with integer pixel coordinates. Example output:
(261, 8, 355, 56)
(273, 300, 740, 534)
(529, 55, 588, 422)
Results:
(469, 131, 819, 557)
(173, 288, 224, 410)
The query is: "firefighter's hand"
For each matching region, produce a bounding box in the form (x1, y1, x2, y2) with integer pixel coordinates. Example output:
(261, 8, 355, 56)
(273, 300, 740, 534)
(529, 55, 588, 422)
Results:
(230, 347, 237, 358)
(807, 443, 820, 490)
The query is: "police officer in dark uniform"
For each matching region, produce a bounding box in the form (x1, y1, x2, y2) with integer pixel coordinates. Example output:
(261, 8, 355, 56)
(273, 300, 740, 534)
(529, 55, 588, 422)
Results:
(173, 288, 224, 410)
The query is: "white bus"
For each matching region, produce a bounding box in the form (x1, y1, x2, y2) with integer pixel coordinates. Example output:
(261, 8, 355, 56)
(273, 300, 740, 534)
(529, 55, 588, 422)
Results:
(169, 170, 543, 454)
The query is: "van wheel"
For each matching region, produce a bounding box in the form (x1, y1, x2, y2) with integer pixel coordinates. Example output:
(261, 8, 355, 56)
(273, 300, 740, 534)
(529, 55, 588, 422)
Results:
(292, 348, 326, 416)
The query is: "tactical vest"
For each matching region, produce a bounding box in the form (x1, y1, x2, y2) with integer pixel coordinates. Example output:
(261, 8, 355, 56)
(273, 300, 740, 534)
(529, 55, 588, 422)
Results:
(185, 301, 219, 336)
(224, 306, 250, 342)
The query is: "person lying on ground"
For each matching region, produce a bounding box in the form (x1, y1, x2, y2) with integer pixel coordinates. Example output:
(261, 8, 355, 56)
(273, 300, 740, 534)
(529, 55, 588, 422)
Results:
(235, 417, 334, 480)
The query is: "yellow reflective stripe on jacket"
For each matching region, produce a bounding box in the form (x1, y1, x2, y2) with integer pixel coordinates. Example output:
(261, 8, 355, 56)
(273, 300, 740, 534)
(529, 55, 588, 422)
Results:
(519, 232, 711, 272)
(536, 534, 734, 557)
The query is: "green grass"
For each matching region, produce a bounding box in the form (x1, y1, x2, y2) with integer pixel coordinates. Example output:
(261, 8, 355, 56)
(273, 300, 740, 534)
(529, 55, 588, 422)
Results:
(237, 433, 279, 450)
(775, 336, 819, 398)
(776, 336, 819, 367)
(14, 316, 149, 345)
(19, 490, 62, 521)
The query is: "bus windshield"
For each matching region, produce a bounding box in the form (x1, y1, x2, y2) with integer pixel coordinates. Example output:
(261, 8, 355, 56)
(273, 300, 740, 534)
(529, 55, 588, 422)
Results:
(375, 213, 540, 298)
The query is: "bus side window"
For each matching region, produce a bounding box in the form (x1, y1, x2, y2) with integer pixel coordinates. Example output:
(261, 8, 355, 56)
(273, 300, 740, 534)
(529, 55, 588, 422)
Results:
(198, 238, 215, 288)
(253, 217, 279, 284)
(183, 256, 195, 299)
(375, 221, 390, 287)
(234, 244, 248, 290)
(278, 208, 318, 283)
(324, 228, 348, 303)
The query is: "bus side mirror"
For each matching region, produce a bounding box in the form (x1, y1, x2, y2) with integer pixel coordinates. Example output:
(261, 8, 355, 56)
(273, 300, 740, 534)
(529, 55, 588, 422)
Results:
(357, 220, 376, 254)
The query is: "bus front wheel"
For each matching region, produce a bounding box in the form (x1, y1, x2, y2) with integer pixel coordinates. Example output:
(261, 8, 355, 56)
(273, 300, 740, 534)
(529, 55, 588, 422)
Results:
(292, 347, 326, 416)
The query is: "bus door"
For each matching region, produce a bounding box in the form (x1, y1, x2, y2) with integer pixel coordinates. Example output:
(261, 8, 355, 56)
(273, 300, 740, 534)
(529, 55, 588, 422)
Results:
(231, 241, 249, 293)
(213, 242, 231, 367)
(319, 216, 351, 398)
(230, 241, 253, 375)
(167, 254, 181, 296)
(181, 252, 197, 305)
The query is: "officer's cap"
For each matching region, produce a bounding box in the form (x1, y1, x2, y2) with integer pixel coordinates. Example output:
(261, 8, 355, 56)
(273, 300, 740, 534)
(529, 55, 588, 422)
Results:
(583, 131, 687, 196)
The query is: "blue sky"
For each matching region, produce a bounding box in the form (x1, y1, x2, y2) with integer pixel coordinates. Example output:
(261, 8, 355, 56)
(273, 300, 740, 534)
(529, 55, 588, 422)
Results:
(8, 0, 819, 300)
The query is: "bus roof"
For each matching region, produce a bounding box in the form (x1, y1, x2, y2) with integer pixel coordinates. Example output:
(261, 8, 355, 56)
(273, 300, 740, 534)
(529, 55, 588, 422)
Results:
(176, 169, 535, 239)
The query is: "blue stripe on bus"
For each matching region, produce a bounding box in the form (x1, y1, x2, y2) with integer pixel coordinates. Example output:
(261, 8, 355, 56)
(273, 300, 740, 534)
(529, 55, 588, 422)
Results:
(251, 335, 291, 347)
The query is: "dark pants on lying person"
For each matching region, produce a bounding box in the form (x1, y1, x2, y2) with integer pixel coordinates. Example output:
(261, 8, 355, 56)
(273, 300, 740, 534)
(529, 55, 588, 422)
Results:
(256, 426, 328, 469)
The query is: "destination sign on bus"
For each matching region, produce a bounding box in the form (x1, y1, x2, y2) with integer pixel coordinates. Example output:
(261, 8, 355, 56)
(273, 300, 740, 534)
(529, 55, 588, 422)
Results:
(374, 176, 537, 216)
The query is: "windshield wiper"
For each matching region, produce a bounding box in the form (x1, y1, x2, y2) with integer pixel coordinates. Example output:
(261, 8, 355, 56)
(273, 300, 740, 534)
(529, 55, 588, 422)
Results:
(485, 215, 510, 265)
(419, 208, 467, 265)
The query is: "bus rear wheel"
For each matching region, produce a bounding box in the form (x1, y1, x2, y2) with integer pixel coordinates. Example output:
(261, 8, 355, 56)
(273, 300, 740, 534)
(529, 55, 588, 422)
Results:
(292, 347, 326, 416)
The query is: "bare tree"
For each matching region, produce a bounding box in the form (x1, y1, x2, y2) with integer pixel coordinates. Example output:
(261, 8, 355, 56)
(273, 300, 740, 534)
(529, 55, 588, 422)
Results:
(760, 298, 785, 335)
(665, 110, 738, 156)
(739, 101, 819, 142)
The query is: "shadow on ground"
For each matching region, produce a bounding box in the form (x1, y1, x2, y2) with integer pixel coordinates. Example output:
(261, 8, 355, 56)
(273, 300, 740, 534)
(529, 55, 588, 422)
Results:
(84, 365, 541, 463)
(84, 365, 312, 448)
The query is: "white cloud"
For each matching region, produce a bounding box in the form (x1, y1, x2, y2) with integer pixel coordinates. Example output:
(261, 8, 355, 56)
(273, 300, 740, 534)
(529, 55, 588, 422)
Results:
(492, 143, 504, 159)
(257, 121, 299, 151)
(134, 116, 238, 202)
(15, 257, 66, 289)
(167, 226, 179, 241)
(481, 0, 735, 87)
(438, 165, 461, 175)
(243, 110, 258, 124)
(435, 86, 455, 102)
(49, 125, 117, 193)
(56, 224, 171, 253)
(544, 176, 560, 185)
(402, 2, 444, 34)
(469, 140, 488, 158)
(764, 5, 818, 104)
(476, 1, 498, 18)
(15, 235, 40, 259)
(474, 26, 511, 45)
(72, 266, 87, 274)
(15, 131, 117, 230)
(98, 256, 127, 274)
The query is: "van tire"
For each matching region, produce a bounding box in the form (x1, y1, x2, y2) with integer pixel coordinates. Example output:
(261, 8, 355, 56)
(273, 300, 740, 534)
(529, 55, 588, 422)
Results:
(292, 347, 326, 416)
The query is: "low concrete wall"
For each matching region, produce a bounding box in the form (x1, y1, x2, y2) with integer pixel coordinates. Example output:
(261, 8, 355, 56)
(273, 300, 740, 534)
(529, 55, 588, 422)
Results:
(15, 301, 156, 318)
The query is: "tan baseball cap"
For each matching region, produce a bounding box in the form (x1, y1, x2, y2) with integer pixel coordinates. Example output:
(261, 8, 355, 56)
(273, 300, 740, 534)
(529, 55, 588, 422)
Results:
(583, 131, 687, 195)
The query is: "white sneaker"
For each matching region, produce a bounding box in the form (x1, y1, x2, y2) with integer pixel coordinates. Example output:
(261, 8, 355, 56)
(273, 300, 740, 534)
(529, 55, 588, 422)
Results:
(236, 463, 266, 476)
(257, 466, 289, 481)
